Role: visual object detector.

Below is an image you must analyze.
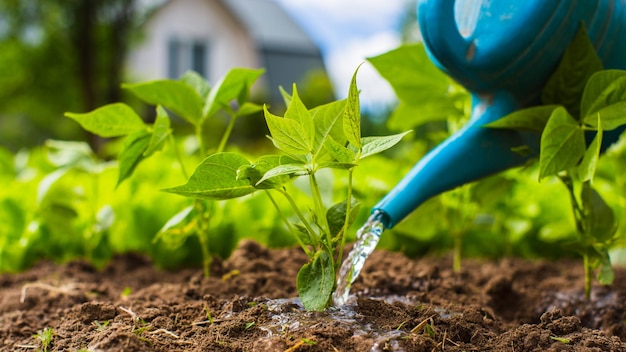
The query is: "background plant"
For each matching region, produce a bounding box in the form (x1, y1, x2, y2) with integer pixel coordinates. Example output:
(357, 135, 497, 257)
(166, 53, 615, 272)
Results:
(489, 26, 626, 299)
(65, 68, 264, 276)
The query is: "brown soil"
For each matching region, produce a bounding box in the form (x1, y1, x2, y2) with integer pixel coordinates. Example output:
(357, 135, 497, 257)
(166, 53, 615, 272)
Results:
(1, 240, 625, 352)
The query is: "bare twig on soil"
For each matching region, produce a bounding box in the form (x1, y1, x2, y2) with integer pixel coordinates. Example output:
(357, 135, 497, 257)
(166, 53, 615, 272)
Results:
(148, 328, 180, 339)
(20, 282, 80, 303)
(410, 315, 436, 334)
(118, 306, 141, 323)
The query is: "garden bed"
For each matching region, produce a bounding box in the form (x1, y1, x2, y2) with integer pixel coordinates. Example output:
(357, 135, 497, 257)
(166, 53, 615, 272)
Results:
(2, 240, 625, 351)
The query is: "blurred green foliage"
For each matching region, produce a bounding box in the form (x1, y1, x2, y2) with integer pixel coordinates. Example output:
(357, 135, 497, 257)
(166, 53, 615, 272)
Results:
(1, 40, 626, 274)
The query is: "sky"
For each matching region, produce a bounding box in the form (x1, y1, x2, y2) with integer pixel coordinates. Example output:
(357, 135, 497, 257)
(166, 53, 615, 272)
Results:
(272, 0, 414, 110)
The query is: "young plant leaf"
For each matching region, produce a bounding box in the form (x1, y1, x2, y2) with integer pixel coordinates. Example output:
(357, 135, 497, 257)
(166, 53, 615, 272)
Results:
(539, 107, 585, 180)
(578, 115, 602, 182)
(595, 249, 614, 285)
(343, 66, 362, 149)
(203, 68, 264, 119)
(360, 131, 412, 159)
(180, 70, 211, 100)
(279, 85, 292, 106)
(323, 137, 355, 163)
(255, 164, 309, 186)
(311, 99, 348, 158)
(541, 24, 603, 117)
(581, 70, 626, 117)
(236, 102, 263, 117)
(153, 205, 196, 249)
(164, 153, 256, 200)
(144, 105, 171, 156)
(236, 155, 300, 189)
(297, 250, 334, 311)
(264, 106, 313, 155)
(326, 198, 361, 238)
(582, 102, 626, 130)
(581, 182, 617, 243)
(123, 80, 203, 124)
(65, 103, 146, 138)
(485, 105, 560, 132)
(118, 130, 151, 186)
(284, 85, 315, 149)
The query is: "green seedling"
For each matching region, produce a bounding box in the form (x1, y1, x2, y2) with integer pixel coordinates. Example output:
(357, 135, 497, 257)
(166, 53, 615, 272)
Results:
(92, 320, 110, 331)
(165, 66, 409, 310)
(34, 327, 55, 352)
(65, 68, 264, 277)
(550, 336, 571, 344)
(489, 26, 626, 299)
(244, 321, 256, 330)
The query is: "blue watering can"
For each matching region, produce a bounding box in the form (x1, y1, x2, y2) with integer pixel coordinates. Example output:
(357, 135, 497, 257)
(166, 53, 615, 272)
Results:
(373, 0, 626, 229)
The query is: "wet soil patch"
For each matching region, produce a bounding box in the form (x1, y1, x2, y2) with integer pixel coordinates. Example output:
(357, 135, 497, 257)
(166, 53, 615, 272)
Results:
(1, 240, 625, 351)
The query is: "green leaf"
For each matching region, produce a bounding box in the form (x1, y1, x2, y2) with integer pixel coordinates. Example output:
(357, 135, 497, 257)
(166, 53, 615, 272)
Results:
(123, 80, 203, 124)
(180, 70, 211, 100)
(360, 131, 411, 159)
(153, 205, 196, 249)
(323, 136, 355, 163)
(311, 99, 348, 158)
(580, 70, 626, 116)
(144, 105, 171, 156)
(539, 107, 585, 180)
(581, 182, 617, 243)
(578, 115, 602, 182)
(236, 155, 300, 189)
(236, 102, 263, 117)
(343, 66, 362, 149)
(595, 249, 614, 285)
(541, 24, 603, 117)
(297, 250, 334, 311)
(164, 153, 256, 200)
(279, 85, 292, 106)
(367, 43, 451, 103)
(65, 103, 146, 137)
(582, 102, 626, 130)
(316, 161, 357, 170)
(285, 85, 315, 145)
(256, 164, 309, 186)
(581, 70, 626, 117)
(486, 105, 560, 132)
(326, 198, 361, 238)
(264, 105, 313, 155)
(203, 68, 264, 118)
(118, 130, 151, 186)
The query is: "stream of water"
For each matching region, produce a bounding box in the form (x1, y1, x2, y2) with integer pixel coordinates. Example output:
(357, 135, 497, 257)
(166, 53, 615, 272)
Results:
(332, 210, 385, 306)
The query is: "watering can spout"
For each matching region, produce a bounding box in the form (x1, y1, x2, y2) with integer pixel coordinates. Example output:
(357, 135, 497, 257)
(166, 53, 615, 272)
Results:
(373, 92, 538, 229)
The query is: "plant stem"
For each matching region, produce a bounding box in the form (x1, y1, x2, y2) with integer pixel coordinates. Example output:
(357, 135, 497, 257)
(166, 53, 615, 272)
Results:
(453, 232, 462, 273)
(194, 200, 212, 277)
(278, 188, 319, 249)
(217, 113, 237, 153)
(336, 169, 354, 272)
(309, 173, 330, 244)
(169, 134, 189, 179)
(583, 251, 592, 300)
(265, 191, 312, 257)
(195, 123, 207, 157)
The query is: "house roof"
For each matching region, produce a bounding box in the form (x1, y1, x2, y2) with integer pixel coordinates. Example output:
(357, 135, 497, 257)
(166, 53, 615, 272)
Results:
(221, 0, 321, 55)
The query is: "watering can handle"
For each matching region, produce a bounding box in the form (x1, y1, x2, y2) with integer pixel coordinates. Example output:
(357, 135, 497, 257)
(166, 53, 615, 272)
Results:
(418, 0, 470, 76)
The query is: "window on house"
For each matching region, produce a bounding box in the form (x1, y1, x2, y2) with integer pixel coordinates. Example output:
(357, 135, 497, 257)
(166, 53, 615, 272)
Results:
(167, 39, 209, 79)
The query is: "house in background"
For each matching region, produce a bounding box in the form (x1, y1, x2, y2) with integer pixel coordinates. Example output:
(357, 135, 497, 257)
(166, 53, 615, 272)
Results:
(127, 0, 329, 104)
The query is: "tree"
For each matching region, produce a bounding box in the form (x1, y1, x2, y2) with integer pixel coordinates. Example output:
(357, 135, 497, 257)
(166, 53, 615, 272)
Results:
(0, 0, 152, 151)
